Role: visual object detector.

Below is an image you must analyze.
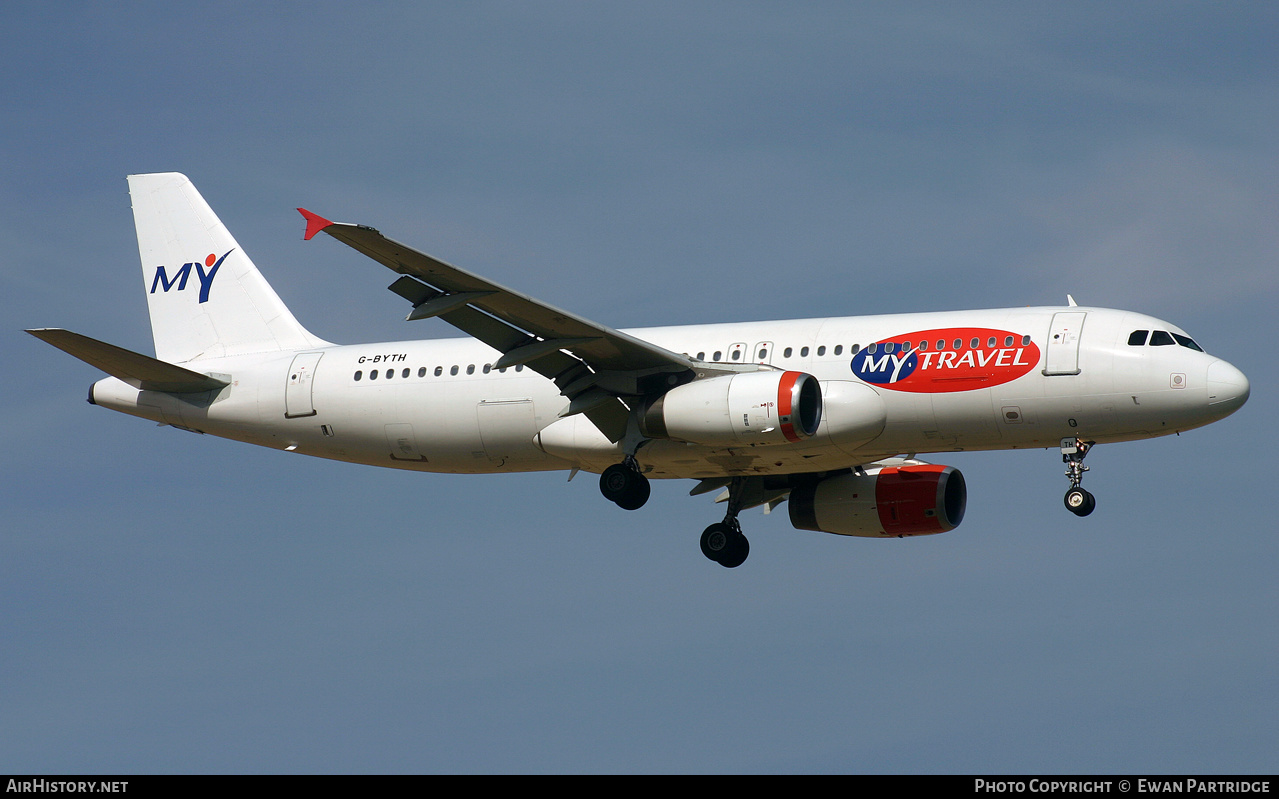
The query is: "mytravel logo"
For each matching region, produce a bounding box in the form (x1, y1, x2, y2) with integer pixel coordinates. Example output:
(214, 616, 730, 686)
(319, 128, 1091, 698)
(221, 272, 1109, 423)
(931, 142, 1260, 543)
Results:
(149, 249, 234, 304)
(851, 327, 1040, 393)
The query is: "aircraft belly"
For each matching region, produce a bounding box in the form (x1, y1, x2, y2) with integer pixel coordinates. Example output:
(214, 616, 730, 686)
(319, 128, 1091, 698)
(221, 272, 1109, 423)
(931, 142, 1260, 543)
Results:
(634, 440, 885, 480)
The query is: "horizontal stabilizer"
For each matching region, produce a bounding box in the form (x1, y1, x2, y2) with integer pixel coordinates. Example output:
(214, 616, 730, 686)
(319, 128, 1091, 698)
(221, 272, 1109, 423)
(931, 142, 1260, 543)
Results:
(26, 329, 230, 393)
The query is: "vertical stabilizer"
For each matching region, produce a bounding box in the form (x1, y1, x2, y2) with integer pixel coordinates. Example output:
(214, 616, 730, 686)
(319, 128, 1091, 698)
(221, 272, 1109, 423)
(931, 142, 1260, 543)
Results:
(129, 172, 329, 362)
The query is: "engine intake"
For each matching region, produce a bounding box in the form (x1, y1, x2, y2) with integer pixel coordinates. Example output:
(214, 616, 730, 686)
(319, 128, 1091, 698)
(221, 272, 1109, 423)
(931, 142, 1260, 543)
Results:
(789, 463, 966, 537)
(641, 370, 822, 446)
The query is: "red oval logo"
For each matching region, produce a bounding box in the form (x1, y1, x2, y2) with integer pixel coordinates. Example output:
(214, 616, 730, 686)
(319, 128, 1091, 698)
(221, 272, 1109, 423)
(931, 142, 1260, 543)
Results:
(850, 327, 1040, 393)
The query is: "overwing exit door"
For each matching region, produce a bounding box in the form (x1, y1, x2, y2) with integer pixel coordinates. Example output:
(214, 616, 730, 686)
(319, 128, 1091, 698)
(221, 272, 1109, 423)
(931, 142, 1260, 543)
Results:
(753, 341, 774, 364)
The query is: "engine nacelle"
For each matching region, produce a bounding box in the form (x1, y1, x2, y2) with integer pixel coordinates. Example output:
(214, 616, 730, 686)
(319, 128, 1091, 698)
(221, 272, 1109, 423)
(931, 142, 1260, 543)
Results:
(640, 370, 822, 446)
(789, 463, 966, 537)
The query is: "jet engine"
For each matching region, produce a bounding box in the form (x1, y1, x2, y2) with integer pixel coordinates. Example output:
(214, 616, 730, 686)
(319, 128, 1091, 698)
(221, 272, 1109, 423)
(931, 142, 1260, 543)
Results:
(640, 370, 822, 446)
(789, 463, 966, 537)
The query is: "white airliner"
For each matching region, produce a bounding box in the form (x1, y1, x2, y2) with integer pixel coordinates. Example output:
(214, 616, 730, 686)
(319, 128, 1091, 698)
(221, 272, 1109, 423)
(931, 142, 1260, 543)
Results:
(29, 173, 1250, 567)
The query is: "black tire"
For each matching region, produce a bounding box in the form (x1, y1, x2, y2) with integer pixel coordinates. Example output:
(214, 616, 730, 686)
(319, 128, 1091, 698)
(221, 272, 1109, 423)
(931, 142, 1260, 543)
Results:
(700, 523, 749, 567)
(616, 473, 650, 511)
(601, 463, 650, 510)
(1065, 488, 1095, 517)
(700, 523, 732, 562)
(718, 532, 749, 568)
(600, 464, 632, 502)
(1078, 490, 1096, 516)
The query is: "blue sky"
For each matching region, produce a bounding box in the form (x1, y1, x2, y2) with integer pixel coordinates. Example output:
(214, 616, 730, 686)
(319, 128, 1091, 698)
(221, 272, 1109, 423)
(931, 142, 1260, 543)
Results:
(3, 3, 1276, 773)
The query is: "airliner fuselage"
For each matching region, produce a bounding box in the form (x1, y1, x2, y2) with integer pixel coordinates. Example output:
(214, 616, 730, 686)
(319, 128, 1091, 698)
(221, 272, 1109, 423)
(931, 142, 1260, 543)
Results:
(88, 306, 1247, 478)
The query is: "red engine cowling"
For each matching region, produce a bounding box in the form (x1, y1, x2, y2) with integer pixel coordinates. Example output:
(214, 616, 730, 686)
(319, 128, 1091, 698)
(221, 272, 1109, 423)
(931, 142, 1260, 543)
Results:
(640, 370, 822, 446)
(788, 463, 966, 537)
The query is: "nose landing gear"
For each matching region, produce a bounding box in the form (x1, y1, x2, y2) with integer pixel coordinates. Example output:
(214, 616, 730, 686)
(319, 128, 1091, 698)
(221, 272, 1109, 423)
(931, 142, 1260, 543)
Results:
(1061, 437, 1097, 517)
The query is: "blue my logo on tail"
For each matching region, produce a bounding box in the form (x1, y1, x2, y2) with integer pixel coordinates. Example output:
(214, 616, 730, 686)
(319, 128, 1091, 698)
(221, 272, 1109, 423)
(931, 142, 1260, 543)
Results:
(149, 249, 234, 303)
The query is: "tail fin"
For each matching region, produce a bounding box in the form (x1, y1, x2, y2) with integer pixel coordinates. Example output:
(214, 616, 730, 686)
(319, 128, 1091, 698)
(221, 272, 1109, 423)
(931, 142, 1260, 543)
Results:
(129, 172, 329, 362)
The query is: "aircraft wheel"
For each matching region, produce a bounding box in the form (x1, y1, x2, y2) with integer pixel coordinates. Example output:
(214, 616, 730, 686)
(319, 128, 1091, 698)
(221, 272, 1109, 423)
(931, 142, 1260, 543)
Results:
(700, 523, 749, 567)
(600, 463, 649, 510)
(616, 473, 650, 511)
(1064, 488, 1095, 517)
(718, 532, 749, 568)
(700, 523, 731, 561)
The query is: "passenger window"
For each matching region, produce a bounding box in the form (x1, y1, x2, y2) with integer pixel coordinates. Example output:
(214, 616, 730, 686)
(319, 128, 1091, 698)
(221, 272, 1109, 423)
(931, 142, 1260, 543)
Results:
(402, 368, 410, 378)
(1021, 335, 1031, 346)
(936, 340, 946, 350)
(385, 369, 393, 379)
(918, 340, 928, 351)
(697, 352, 705, 361)
(850, 344, 860, 354)
(516, 365, 524, 372)
(953, 339, 963, 349)
(354, 371, 363, 381)
(902, 341, 912, 352)
(868, 343, 877, 354)
(1128, 330, 1149, 346)
(987, 336, 996, 347)
(969, 338, 979, 349)
(369, 369, 378, 380)
(418, 367, 426, 377)
(713, 351, 722, 362)
(1004, 335, 1013, 347)
(730, 350, 740, 360)
(801, 346, 810, 357)
(466, 365, 475, 375)
(834, 345, 843, 355)
(434, 366, 443, 377)
(880, 343, 892, 355)
(483, 364, 492, 374)
(1150, 331, 1175, 346)
(450, 365, 459, 375)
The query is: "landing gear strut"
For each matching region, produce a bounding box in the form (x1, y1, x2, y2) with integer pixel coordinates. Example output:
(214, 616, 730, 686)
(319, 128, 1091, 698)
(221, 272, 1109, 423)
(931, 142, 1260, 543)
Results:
(699, 477, 750, 568)
(600, 456, 650, 510)
(1061, 437, 1097, 517)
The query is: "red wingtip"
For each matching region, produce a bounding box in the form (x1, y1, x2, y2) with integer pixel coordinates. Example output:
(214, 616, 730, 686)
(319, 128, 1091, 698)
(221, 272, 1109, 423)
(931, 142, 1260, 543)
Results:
(297, 208, 333, 241)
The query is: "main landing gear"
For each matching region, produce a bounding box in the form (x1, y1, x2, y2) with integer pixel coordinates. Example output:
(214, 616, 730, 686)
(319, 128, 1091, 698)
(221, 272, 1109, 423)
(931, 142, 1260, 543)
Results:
(1061, 436, 1097, 517)
(699, 477, 750, 569)
(598, 458, 750, 568)
(599, 456, 650, 511)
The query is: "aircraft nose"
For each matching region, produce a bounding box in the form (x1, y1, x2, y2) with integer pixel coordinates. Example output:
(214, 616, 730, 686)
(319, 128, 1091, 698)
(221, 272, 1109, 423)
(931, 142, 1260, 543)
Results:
(1206, 359, 1250, 414)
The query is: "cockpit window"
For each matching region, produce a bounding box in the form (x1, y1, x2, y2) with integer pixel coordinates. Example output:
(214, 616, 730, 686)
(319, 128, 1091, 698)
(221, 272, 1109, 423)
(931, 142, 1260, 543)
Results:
(1150, 330, 1176, 346)
(1173, 333, 1204, 352)
(1128, 330, 1149, 346)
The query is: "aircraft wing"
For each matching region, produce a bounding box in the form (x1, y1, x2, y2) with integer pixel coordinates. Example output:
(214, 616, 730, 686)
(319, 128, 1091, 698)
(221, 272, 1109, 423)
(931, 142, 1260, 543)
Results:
(299, 209, 698, 440)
